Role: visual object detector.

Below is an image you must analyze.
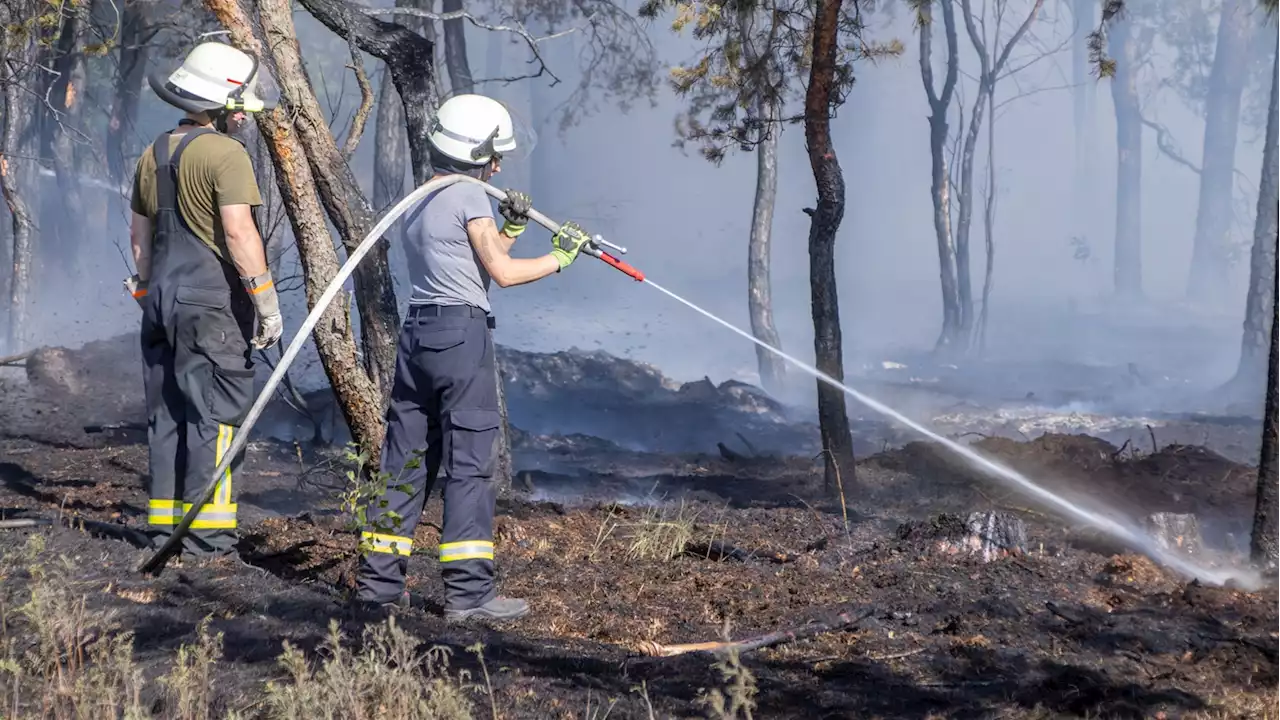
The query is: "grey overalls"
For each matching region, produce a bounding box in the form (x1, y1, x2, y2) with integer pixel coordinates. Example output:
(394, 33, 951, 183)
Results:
(139, 126, 256, 556)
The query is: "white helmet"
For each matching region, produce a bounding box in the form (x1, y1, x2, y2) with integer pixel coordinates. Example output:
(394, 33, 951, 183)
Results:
(149, 42, 276, 114)
(428, 94, 517, 166)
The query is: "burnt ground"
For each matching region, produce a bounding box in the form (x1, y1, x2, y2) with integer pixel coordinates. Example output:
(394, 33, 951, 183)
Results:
(0, 338, 1276, 719)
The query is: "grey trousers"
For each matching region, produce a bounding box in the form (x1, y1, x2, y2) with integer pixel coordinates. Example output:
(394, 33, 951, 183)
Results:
(355, 304, 502, 609)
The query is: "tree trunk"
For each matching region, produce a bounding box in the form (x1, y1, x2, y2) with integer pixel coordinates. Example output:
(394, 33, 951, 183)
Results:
(297, 0, 440, 186)
(1251, 274, 1278, 569)
(374, 67, 407, 217)
(747, 96, 787, 393)
(51, 9, 87, 284)
(738, 2, 786, 394)
(108, 0, 150, 186)
(955, 81, 986, 339)
(2, 15, 38, 353)
(958, 0, 1041, 349)
(805, 0, 856, 497)
(1071, 0, 1096, 232)
(257, 0, 401, 405)
(441, 0, 474, 96)
(978, 77, 996, 355)
(1109, 17, 1142, 300)
(1235, 42, 1278, 386)
(920, 0, 962, 352)
(1187, 0, 1255, 303)
(206, 0, 388, 464)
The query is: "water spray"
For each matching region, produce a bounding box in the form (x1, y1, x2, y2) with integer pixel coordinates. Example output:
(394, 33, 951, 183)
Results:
(138, 176, 1263, 590)
(640, 279, 1263, 590)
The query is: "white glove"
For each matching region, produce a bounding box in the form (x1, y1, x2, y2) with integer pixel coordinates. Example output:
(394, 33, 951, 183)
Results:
(241, 270, 284, 349)
(124, 275, 147, 310)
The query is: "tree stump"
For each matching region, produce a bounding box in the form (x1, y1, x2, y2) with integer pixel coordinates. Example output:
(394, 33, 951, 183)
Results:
(1142, 512, 1202, 555)
(897, 511, 1027, 562)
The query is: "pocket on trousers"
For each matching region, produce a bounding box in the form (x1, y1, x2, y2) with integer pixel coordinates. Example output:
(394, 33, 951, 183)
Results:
(444, 408, 501, 479)
(412, 325, 468, 352)
(204, 355, 257, 426)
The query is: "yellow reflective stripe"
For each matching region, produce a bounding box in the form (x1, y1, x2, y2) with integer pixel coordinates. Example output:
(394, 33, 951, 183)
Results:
(182, 502, 237, 530)
(362, 531, 413, 556)
(439, 540, 494, 562)
(215, 424, 234, 506)
(148, 499, 181, 525)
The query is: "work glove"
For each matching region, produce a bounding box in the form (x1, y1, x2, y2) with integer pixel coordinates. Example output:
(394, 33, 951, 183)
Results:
(550, 221, 590, 271)
(498, 189, 531, 238)
(241, 270, 284, 350)
(124, 275, 147, 310)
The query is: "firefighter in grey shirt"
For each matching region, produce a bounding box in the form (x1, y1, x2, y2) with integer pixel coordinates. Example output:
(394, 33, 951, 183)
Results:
(355, 94, 589, 622)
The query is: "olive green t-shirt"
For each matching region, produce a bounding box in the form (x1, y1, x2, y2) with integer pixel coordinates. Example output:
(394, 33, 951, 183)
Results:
(130, 131, 263, 261)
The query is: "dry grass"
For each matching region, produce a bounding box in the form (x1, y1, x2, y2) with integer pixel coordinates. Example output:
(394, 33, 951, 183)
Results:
(0, 535, 483, 720)
(623, 500, 701, 562)
(263, 618, 476, 720)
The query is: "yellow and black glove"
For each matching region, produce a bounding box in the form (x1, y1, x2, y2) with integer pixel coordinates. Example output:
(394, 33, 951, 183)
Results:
(550, 221, 590, 271)
(498, 190, 531, 238)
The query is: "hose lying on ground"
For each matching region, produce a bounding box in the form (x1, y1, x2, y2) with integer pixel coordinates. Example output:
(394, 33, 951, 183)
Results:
(138, 174, 567, 575)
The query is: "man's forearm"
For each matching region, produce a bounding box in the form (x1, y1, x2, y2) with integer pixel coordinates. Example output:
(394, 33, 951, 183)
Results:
(492, 254, 561, 288)
(130, 213, 152, 281)
(224, 231, 269, 279)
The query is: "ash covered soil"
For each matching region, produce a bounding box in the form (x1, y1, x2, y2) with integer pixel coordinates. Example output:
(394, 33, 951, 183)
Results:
(0, 336, 1276, 719)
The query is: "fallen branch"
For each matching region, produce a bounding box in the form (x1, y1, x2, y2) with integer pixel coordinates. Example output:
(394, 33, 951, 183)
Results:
(83, 422, 147, 434)
(682, 539, 801, 564)
(0, 514, 151, 548)
(0, 351, 31, 367)
(1146, 424, 1158, 454)
(632, 607, 875, 658)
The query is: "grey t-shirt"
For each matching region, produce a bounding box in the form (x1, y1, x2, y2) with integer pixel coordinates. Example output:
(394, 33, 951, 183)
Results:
(403, 181, 495, 312)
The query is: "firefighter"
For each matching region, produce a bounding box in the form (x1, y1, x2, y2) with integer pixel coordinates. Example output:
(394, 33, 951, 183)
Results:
(354, 93, 591, 622)
(127, 42, 282, 559)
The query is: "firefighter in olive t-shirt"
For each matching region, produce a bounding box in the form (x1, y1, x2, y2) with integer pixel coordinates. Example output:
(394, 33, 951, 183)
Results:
(126, 42, 282, 559)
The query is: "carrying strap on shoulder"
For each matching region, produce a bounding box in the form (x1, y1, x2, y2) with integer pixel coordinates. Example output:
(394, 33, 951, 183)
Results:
(152, 127, 216, 238)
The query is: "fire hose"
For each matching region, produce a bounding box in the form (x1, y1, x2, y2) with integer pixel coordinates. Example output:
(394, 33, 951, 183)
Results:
(137, 174, 645, 575)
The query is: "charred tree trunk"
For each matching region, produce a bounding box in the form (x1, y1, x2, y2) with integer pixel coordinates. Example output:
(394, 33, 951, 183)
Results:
(3, 16, 39, 353)
(1109, 16, 1142, 300)
(1251, 275, 1278, 569)
(805, 0, 856, 497)
(374, 68, 407, 217)
(51, 8, 87, 283)
(1235, 42, 1278, 387)
(108, 0, 151, 186)
(298, 0, 440, 186)
(206, 0, 388, 463)
(441, 0, 474, 95)
(1187, 0, 1255, 303)
(257, 0, 400, 406)
(739, 3, 786, 394)
(919, 0, 962, 353)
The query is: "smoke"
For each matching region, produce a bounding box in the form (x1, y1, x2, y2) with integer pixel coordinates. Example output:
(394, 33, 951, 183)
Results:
(10, 3, 1271, 453)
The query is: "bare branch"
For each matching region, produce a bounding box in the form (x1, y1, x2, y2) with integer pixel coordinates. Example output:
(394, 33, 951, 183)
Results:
(1137, 109, 1201, 174)
(363, 5, 572, 85)
(342, 37, 373, 160)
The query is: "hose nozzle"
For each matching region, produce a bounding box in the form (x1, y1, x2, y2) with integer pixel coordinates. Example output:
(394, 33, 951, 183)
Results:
(583, 234, 645, 282)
